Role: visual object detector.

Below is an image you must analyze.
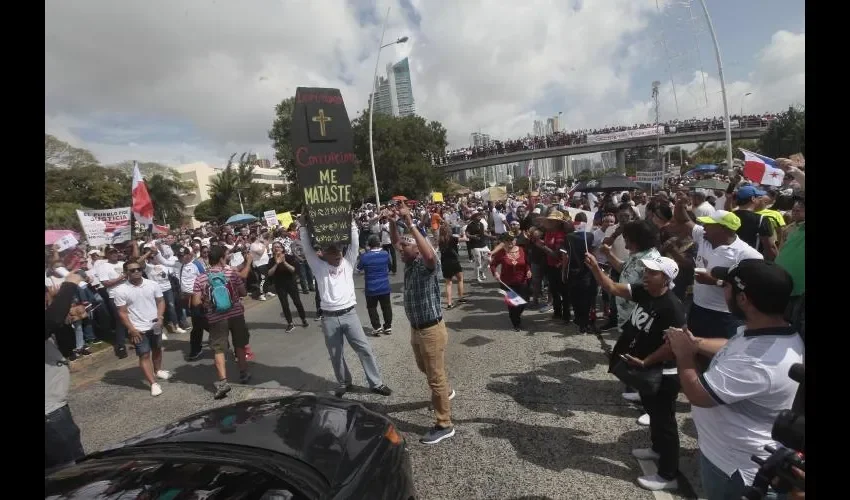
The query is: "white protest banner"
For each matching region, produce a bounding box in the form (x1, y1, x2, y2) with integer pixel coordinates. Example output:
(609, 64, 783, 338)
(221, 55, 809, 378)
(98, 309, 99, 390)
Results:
(76, 207, 132, 246)
(264, 210, 279, 227)
(55, 233, 79, 252)
(586, 126, 665, 144)
(635, 170, 664, 186)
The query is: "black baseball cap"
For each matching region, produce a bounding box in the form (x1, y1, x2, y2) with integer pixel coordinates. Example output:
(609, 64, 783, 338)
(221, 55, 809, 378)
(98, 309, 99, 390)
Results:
(711, 259, 793, 296)
(176, 246, 192, 257)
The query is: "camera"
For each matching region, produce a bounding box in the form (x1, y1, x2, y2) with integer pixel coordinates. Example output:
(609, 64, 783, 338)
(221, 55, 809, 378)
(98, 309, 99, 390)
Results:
(742, 363, 805, 499)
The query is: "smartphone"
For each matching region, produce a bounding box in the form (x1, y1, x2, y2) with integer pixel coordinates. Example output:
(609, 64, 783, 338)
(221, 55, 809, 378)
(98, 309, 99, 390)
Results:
(619, 354, 629, 361)
(85, 302, 102, 313)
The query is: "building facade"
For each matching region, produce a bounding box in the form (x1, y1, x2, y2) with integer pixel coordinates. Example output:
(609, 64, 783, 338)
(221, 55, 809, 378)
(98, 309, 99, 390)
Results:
(372, 57, 416, 118)
(470, 132, 491, 148)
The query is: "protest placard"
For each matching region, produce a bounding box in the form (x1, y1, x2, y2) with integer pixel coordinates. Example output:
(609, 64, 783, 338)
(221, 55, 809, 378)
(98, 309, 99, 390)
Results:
(290, 87, 354, 248)
(76, 207, 132, 246)
(264, 210, 279, 227)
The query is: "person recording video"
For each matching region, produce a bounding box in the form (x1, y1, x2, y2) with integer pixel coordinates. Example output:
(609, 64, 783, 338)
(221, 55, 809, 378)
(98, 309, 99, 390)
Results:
(665, 259, 803, 500)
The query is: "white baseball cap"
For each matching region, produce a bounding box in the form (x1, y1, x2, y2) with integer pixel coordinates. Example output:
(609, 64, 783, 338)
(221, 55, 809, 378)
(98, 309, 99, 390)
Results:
(640, 256, 680, 283)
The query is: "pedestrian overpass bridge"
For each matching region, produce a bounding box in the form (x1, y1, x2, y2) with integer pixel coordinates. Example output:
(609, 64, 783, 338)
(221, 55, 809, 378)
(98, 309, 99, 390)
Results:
(439, 127, 767, 173)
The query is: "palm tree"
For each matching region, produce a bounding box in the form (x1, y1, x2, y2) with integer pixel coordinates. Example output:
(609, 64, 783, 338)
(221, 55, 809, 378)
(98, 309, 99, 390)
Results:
(146, 174, 190, 226)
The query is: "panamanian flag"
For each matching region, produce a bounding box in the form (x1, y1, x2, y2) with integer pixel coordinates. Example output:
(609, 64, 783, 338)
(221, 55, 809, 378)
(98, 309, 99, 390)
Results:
(499, 288, 527, 307)
(740, 149, 784, 187)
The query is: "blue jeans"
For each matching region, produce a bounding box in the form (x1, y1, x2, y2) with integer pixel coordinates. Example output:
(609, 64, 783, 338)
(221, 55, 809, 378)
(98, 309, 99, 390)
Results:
(699, 453, 785, 500)
(72, 321, 95, 349)
(296, 261, 314, 293)
(162, 289, 178, 327)
(320, 308, 383, 388)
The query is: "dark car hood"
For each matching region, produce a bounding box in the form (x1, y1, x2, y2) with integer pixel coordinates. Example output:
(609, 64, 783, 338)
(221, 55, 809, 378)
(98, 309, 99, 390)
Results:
(102, 395, 393, 486)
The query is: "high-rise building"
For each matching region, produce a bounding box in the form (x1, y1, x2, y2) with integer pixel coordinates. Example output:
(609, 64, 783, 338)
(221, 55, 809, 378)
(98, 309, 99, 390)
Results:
(533, 120, 545, 137)
(372, 57, 416, 118)
(470, 132, 491, 148)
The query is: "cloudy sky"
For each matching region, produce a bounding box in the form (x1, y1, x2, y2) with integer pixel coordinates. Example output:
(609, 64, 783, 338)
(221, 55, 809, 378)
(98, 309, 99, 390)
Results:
(45, 0, 804, 167)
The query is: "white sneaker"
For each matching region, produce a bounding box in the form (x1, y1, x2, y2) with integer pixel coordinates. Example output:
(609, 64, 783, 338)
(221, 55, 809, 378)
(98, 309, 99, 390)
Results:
(622, 392, 641, 402)
(173, 327, 187, 334)
(449, 389, 456, 400)
(161, 332, 169, 341)
(265, 291, 276, 297)
(156, 370, 172, 381)
(637, 413, 651, 426)
(151, 383, 163, 396)
(258, 295, 268, 301)
(631, 448, 660, 460)
(637, 474, 678, 491)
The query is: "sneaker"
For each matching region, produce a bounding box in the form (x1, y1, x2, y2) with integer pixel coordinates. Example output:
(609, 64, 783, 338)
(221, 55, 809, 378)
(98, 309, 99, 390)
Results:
(86, 339, 104, 346)
(184, 350, 202, 361)
(449, 389, 456, 400)
(317, 314, 324, 321)
(372, 327, 384, 336)
(457, 298, 468, 304)
(334, 384, 352, 398)
(151, 383, 163, 397)
(214, 380, 232, 400)
(115, 347, 128, 359)
(67, 351, 79, 362)
(637, 474, 678, 491)
(257, 295, 268, 301)
(513, 326, 521, 332)
(265, 291, 276, 297)
(239, 371, 252, 384)
(156, 370, 172, 381)
(78, 346, 93, 356)
(173, 326, 187, 334)
(622, 392, 641, 403)
(301, 320, 309, 328)
(420, 425, 455, 445)
(637, 413, 651, 426)
(285, 324, 296, 333)
(632, 448, 661, 460)
(539, 304, 553, 313)
(382, 327, 392, 335)
(161, 332, 169, 341)
(371, 384, 392, 396)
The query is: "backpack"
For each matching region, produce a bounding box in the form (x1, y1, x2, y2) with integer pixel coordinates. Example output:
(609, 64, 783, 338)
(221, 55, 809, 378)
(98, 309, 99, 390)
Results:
(206, 271, 235, 313)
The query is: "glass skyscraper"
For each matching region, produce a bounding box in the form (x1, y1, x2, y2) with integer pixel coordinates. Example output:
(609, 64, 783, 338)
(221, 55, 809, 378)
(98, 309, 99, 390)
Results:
(372, 57, 416, 118)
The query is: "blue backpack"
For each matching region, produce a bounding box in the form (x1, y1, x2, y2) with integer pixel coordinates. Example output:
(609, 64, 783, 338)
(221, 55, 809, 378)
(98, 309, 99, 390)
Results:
(206, 271, 235, 313)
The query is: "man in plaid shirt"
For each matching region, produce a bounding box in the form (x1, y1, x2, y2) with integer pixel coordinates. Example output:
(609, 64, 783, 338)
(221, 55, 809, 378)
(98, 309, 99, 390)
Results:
(388, 205, 456, 445)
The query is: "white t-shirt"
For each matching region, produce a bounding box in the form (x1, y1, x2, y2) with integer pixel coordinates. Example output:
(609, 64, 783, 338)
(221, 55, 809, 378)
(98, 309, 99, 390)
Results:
(692, 225, 763, 312)
(45, 275, 64, 292)
(591, 228, 608, 265)
(144, 261, 173, 292)
(694, 201, 716, 219)
(693, 326, 804, 486)
(715, 194, 727, 211)
(299, 226, 359, 311)
(380, 222, 393, 246)
(492, 208, 507, 234)
(229, 251, 245, 269)
(112, 278, 163, 332)
(250, 240, 270, 267)
(94, 260, 126, 298)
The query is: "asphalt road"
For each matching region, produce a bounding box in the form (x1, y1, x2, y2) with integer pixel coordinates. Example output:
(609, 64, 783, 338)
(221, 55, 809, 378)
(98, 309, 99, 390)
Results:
(69, 259, 705, 500)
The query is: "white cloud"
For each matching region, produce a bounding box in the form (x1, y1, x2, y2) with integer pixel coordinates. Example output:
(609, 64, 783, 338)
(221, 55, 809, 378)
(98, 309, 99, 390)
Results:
(45, 0, 804, 166)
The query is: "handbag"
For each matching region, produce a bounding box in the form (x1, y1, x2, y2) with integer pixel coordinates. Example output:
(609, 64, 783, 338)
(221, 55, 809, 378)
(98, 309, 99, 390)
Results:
(611, 359, 663, 395)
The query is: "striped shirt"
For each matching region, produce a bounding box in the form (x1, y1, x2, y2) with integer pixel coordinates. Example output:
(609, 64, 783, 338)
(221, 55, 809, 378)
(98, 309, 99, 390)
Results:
(192, 266, 246, 323)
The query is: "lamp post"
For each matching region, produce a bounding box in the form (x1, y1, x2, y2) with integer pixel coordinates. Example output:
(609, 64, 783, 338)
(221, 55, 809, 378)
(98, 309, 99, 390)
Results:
(698, 0, 733, 171)
(740, 91, 753, 117)
(368, 6, 408, 207)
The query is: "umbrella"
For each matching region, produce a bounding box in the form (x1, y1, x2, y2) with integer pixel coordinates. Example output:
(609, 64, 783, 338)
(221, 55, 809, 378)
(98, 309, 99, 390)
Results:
(692, 178, 729, 191)
(694, 164, 718, 172)
(391, 195, 408, 201)
(226, 213, 258, 225)
(572, 175, 641, 193)
(45, 229, 79, 246)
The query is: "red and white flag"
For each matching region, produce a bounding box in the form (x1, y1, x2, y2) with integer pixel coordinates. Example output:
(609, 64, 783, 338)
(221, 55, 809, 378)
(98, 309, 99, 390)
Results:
(740, 149, 784, 187)
(132, 161, 155, 226)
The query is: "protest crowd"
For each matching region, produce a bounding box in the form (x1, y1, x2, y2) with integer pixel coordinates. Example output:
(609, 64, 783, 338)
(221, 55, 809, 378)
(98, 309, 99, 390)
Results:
(46, 151, 805, 498)
(435, 113, 776, 165)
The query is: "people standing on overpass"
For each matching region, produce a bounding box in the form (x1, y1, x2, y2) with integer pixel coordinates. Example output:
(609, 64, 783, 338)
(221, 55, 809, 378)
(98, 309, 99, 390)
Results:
(299, 216, 392, 399)
(388, 205, 456, 445)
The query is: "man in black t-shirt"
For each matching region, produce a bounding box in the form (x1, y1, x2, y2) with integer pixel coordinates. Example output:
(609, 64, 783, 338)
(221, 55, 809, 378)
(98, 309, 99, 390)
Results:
(585, 252, 686, 492)
(465, 212, 490, 281)
(733, 185, 776, 260)
(562, 213, 596, 333)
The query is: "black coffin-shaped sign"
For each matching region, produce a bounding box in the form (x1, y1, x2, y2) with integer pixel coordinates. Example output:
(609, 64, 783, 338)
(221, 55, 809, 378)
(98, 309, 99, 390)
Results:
(290, 87, 354, 248)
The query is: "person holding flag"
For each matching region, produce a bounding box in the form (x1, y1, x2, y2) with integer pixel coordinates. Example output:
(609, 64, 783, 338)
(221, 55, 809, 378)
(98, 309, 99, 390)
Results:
(131, 161, 155, 229)
(490, 232, 532, 332)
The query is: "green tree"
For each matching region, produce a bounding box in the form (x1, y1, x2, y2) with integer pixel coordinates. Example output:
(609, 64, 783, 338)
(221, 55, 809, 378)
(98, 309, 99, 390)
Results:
(192, 199, 217, 223)
(46, 165, 132, 209)
(45, 202, 83, 230)
(465, 177, 486, 191)
(268, 97, 298, 188)
(146, 174, 190, 226)
(45, 134, 99, 170)
(350, 112, 448, 200)
(758, 106, 805, 158)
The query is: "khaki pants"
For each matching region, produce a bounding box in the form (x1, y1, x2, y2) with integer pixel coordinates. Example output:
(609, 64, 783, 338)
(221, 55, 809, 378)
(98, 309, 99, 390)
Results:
(410, 320, 452, 427)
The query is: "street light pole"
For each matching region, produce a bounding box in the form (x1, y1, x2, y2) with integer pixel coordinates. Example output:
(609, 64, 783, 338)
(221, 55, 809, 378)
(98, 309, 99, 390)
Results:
(698, 0, 734, 171)
(368, 6, 408, 207)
